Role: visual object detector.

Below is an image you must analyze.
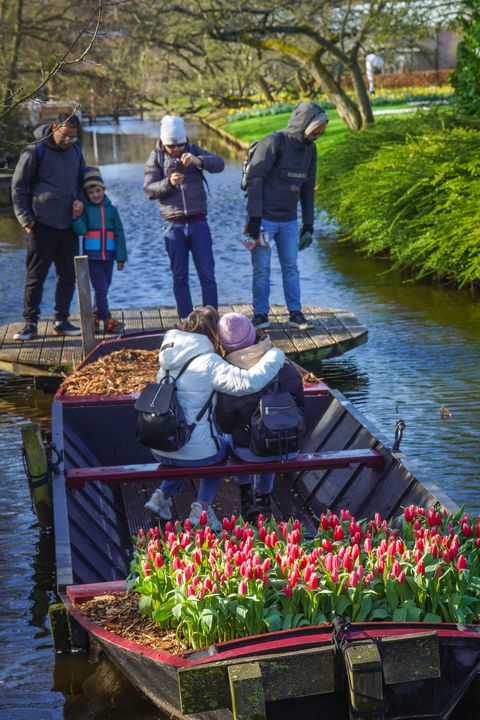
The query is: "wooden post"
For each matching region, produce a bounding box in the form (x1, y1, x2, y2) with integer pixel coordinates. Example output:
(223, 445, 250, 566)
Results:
(74, 255, 96, 358)
(228, 663, 266, 720)
(344, 642, 384, 720)
(21, 421, 51, 526)
(49, 603, 72, 653)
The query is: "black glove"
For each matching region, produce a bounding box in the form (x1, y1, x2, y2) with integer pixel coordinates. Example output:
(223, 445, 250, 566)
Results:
(244, 216, 261, 241)
(299, 223, 314, 251)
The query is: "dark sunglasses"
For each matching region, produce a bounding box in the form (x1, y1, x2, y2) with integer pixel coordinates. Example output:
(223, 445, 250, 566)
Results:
(166, 143, 186, 149)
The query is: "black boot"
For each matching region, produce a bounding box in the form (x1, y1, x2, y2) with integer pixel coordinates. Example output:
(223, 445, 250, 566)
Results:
(239, 482, 258, 521)
(255, 492, 272, 517)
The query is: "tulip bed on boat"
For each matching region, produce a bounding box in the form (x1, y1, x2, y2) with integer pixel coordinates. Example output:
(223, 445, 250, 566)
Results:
(128, 505, 480, 650)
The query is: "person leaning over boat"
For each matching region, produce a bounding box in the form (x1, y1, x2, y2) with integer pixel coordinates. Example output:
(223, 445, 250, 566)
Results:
(144, 307, 285, 531)
(71, 166, 127, 334)
(215, 313, 304, 519)
(143, 115, 224, 322)
(11, 111, 86, 340)
(244, 101, 329, 332)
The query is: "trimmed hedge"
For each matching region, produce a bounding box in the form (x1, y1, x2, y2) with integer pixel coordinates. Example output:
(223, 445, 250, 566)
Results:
(316, 112, 480, 288)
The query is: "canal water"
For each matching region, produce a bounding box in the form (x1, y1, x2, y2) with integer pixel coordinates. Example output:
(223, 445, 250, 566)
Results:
(0, 119, 479, 718)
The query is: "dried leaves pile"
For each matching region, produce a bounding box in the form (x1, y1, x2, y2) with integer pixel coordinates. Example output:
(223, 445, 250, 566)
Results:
(61, 349, 158, 396)
(78, 592, 186, 655)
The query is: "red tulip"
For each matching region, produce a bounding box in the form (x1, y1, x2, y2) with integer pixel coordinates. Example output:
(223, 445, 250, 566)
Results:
(308, 573, 319, 590)
(239, 580, 248, 595)
(333, 525, 344, 541)
(456, 555, 468, 571)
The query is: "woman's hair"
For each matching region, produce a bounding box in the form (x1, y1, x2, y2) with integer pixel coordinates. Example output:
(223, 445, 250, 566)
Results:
(181, 306, 222, 353)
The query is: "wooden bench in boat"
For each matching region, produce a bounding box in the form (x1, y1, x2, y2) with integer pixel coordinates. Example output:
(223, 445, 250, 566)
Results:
(65, 448, 385, 489)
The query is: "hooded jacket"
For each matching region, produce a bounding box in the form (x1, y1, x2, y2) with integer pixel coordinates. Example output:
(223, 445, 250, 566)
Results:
(152, 328, 285, 460)
(11, 123, 85, 230)
(215, 344, 304, 449)
(246, 101, 327, 224)
(143, 142, 224, 222)
(71, 195, 127, 262)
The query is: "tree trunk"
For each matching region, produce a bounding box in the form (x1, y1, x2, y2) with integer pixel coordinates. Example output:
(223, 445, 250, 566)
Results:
(257, 74, 274, 102)
(3, 0, 25, 111)
(309, 52, 362, 131)
(348, 57, 374, 126)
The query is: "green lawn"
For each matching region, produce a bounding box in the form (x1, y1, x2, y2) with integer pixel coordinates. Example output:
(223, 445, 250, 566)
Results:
(224, 103, 418, 157)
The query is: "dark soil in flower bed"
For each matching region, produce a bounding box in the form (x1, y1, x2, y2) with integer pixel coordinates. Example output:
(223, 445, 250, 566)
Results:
(77, 592, 187, 655)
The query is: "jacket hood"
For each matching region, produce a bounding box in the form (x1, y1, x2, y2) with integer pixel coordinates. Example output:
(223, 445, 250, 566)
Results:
(158, 328, 213, 371)
(34, 122, 62, 150)
(286, 102, 328, 143)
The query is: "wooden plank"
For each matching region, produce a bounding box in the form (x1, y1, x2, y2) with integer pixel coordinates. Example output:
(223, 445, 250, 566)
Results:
(379, 632, 440, 685)
(66, 449, 385, 488)
(139, 307, 163, 332)
(344, 642, 383, 718)
(178, 644, 336, 714)
(229, 663, 266, 720)
(74, 255, 96, 357)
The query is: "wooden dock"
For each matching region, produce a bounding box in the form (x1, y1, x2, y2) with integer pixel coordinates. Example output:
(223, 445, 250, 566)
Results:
(0, 304, 367, 377)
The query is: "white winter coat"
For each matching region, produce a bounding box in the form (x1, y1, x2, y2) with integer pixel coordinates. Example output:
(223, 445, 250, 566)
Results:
(153, 329, 285, 460)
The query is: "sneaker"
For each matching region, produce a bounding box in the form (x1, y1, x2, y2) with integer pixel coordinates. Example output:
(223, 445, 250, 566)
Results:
(13, 323, 38, 341)
(288, 311, 311, 330)
(93, 315, 100, 332)
(188, 501, 222, 532)
(255, 492, 273, 517)
(53, 320, 81, 337)
(252, 314, 270, 330)
(145, 489, 172, 520)
(104, 317, 124, 334)
(239, 482, 258, 521)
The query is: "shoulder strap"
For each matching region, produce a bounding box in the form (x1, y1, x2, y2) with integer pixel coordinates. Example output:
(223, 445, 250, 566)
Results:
(193, 390, 215, 424)
(35, 143, 46, 163)
(155, 148, 165, 178)
(274, 131, 285, 160)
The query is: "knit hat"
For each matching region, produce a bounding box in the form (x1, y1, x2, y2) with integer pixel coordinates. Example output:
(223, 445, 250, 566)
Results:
(160, 115, 187, 145)
(218, 313, 256, 353)
(83, 166, 105, 189)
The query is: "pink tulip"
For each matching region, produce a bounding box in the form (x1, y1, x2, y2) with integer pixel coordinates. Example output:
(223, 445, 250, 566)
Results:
(398, 571, 406, 584)
(364, 537, 372, 553)
(239, 580, 248, 595)
(415, 560, 425, 575)
(284, 584, 292, 599)
(308, 573, 319, 590)
(349, 571, 358, 587)
(154, 553, 163, 568)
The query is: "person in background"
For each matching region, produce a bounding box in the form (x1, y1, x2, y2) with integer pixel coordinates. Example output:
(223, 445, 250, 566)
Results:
(143, 115, 224, 322)
(144, 307, 285, 531)
(71, 166, 127, 334)
(244, 101, 329, 332)
(215, 312, 304, 519)
(11, 111, 85, 340)
(365, 53, 384, 94)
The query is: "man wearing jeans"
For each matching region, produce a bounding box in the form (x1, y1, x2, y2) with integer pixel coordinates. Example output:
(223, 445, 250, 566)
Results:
(144, 115, 224, 320)
(244, 101, 329, 330)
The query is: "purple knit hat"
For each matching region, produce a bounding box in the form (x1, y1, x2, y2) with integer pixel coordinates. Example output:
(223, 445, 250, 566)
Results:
(218, 313, 256, 353)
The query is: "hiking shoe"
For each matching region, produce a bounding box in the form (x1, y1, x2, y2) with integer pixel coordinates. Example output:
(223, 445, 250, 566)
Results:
(104, 317, 124, 334)
(288, 311, 311, 330)
(255, 492, 273, 517)
(53, 320, 81, 336)
(145, 489, 172, 520)
(13, 323, 38, 341)
(252, 314, 270, 330)
(189, 501, 222, 532)
(239, 482, 258, 521)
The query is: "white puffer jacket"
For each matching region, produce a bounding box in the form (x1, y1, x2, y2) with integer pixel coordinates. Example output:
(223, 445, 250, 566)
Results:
(153, 329, 285, 460)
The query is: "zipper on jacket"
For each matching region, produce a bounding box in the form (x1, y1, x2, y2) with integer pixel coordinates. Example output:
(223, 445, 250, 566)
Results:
(100, 204, 106, 260)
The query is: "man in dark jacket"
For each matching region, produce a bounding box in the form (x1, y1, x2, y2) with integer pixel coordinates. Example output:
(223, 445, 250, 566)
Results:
(11, 111, 85, 340)
(244, 101, 329, 331)
(144, 115, 225, 321)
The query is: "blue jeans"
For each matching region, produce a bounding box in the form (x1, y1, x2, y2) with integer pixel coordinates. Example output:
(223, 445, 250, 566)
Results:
(230, 441, 299, 495)
(251, 218, 300, 316)
(164, 219, 218, 319)
(89, 259, 114, 320)
(156, 437, 228, 505)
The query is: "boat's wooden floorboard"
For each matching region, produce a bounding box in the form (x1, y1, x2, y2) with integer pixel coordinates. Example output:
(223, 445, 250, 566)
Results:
(121, 473, 319, 538)
(0, 304, 367, 376)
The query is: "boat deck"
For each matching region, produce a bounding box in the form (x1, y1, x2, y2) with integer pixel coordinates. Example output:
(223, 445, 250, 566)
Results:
(0, 304, 367, 377)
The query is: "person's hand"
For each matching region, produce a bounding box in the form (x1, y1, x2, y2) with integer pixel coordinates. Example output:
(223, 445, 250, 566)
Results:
(72, 200, 84, 219)
(244, 216, 261, 241)
(181, 152, 202, 168)
(24, 223, 34, 234)
(299, 223, 314, 251)
(169, 172, 184, 187)
(117, 261, 125, 271)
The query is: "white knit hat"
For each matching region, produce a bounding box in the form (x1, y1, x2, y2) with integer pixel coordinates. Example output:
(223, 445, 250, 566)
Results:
(160, 115, 187, 145)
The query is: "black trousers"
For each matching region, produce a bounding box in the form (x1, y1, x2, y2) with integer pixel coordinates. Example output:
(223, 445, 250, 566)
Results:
(23, 222, 79, 323)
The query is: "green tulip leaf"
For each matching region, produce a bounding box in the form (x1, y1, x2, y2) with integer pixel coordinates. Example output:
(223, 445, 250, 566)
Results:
(393, 607, 408, 622)
(354, 597, 373, 622)
(405, 605, 423, 621)
(423, 612, 442, 623)
(369, 608, 391, 620)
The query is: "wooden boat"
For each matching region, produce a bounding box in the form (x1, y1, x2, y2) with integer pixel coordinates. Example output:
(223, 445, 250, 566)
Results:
(50, 333, 480, 720)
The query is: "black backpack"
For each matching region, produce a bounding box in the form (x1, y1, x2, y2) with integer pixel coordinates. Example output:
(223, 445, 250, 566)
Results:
(249, 378, 305, 459)
(240, 131, 285, 191)
(134, 354, 213, 452)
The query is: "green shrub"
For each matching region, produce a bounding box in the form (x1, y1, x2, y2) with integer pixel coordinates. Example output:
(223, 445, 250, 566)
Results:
(316, 112, 480, 287)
